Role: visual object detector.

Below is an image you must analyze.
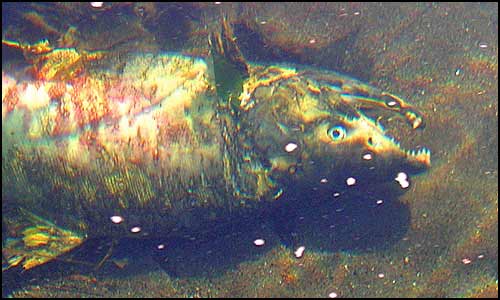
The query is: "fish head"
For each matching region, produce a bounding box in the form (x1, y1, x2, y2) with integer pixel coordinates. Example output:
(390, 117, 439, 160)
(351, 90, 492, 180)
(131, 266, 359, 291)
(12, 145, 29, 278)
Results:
(245, 69, 430, 193)
(208, 17, 430, 198)
(299, 112, 431, 187)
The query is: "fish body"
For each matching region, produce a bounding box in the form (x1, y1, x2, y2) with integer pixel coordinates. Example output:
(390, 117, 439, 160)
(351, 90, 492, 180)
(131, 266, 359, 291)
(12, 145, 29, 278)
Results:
(2, 41, 430, 271)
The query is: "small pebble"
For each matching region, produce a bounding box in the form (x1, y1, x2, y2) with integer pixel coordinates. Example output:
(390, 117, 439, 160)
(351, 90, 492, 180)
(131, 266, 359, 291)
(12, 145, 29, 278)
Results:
(253, 239, 265, 246)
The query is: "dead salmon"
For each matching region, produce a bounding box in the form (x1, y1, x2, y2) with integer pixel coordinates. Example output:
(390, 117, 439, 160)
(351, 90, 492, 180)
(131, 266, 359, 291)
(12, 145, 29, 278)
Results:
(2, 20, 430, 271)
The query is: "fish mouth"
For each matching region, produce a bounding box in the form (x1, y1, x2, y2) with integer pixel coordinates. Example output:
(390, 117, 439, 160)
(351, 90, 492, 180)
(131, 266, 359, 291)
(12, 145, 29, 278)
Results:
(402, 146, 431, 175)
(361, 133, 431, 180)
(386, 135, 431, 175)
(388, 136, 431, 171)
(405, 147, 431, 167)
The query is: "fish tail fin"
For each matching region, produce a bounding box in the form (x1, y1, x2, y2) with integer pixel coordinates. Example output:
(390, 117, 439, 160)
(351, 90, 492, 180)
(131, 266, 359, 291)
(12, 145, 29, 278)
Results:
(2, 206, 85, 271)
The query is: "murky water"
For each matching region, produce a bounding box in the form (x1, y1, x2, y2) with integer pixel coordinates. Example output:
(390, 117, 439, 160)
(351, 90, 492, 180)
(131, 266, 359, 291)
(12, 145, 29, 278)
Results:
(2, 3, 497, 298)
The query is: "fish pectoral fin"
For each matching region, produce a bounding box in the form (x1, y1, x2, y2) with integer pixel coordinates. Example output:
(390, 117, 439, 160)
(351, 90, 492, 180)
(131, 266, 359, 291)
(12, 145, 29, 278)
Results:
(2, 207, 85, 271)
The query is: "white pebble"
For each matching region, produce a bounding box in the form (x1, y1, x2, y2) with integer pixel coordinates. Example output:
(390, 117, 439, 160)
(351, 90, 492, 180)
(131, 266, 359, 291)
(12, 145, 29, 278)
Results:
(362, 153, 373, 160)
(284, 142, 298, 153)
(253, 238, 265, 246)
(395, 172, 410, 189)
(396, 172, 407, 180)
(346, 177, 356, 186)
(294, 246, 306, 258)
(110, 215, 124, 224)
(90, 2, 103, 8)
(130, 226, 142, 233)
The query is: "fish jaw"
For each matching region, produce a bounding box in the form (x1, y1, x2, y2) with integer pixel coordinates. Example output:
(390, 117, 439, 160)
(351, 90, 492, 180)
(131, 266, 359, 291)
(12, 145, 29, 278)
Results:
(304, 112, 431, 186)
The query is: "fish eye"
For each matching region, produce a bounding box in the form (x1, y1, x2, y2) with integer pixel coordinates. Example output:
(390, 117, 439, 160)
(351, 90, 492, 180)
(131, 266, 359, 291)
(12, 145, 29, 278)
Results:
(327, 125, 347, 141)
